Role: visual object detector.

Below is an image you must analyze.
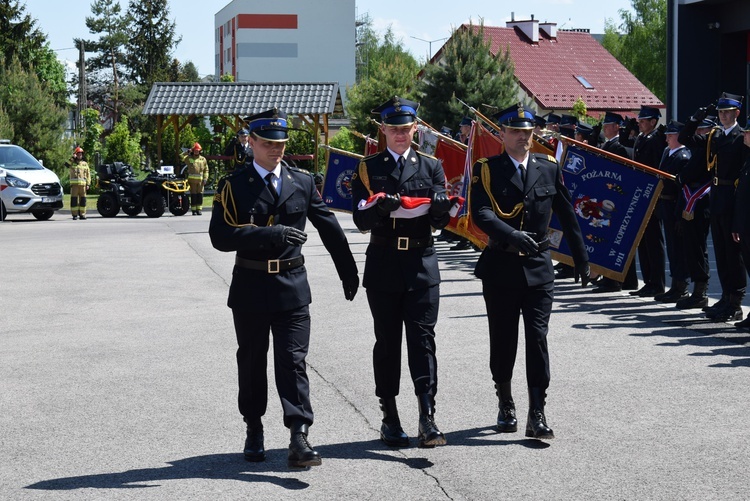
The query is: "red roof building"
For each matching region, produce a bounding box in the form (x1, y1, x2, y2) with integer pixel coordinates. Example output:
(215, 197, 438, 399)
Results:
(432, 19, 664, 116)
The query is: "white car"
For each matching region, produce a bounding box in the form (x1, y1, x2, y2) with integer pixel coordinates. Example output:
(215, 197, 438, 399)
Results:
(0, 140, 64, 221)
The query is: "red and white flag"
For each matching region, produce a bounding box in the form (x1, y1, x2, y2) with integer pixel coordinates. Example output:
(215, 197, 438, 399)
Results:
(358, 193, 464, 219)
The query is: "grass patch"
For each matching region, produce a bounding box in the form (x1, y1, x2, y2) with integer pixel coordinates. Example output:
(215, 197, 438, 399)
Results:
(63, 194, 99, 210)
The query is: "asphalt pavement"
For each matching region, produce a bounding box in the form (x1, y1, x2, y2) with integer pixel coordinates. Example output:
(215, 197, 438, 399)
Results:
(1, 209, 749, 500)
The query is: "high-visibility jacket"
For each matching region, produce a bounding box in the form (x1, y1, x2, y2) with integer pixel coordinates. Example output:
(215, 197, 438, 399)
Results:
(68, 160, 91, 186)
(183, 153, 209, 182)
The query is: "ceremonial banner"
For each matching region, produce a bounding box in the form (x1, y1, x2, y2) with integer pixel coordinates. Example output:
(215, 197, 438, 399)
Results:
(548, 138, 665, 281)
(418, 127, 440, 156)
(363, 135, 379, 157)
(321, 148, 361, 213)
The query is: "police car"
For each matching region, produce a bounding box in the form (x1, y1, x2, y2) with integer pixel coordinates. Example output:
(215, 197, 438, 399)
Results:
(0, 140, 64, 221)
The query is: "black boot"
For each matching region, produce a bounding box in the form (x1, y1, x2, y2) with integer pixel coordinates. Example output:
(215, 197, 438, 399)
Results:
(379, 398, 409, 447)
(525, 388, 554, 440)
(709, 293, 744, 322)
(417, 394, 446, 448)
(703, 295, 727, 314)
(243, 418, 265, 462)
(287, 421, 321, 468)
(734, 316, 750, 329)
(495, 382, 517, 433)
(655, 280, 689, 303)
(676, 282, 708, 309)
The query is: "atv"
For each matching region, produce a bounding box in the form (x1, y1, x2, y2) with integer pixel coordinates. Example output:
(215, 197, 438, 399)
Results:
(96, 162, 190, 218)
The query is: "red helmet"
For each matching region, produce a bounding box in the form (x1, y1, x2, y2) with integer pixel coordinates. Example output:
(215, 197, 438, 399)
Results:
(74, 146, 84, 154)
(192, 142, 202, 151)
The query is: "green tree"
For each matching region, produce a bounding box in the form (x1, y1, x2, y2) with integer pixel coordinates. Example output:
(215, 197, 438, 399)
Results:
(416, 22, 520, 131)
(0, 57, 69, 171)
(82, 0, 131, 124)
(346, 27, 420, 137)
(80, 108, 105, 163)
(0, 0, 68, 107)
(602, 0, 667, 102)
(104, 115, 142, 167)
(125, 0, 181, 88)
(0, 103, 14, 139)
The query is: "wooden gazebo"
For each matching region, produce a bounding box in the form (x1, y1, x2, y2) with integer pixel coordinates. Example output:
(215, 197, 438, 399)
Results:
(142, 81, 344, 167)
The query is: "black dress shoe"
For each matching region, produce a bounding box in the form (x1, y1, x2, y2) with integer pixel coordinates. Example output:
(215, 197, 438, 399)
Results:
(592, 278, 622, 293)
(288, 427, 322, 469)
(417, 394, 446, 448)
(735, 317, 750, 329)
(554, 266, 575, 279)
(243, 426, 265, 462)
(496, 401, 518, 433)
(450, 240, 472, 250)
(525, 408, 554, 440)
(630, 285, 663, 297)
(380, 421, 409, 447)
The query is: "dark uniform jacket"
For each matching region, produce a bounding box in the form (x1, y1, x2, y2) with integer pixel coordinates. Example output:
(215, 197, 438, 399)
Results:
(601, 136, 631, 160)
(470, 152, 588, 287)
(630, 128, 666, 169)
(350, 149, 449, 292)
(209, 165, 357, 312)
(659, 146, 691, 203)
(679, 122, 747, 216)
(733, 155, 750, 235)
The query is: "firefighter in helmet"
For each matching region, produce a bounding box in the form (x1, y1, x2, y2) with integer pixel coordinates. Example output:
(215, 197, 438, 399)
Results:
(182, 142, 209, 215)
(66, 146, 91, 220)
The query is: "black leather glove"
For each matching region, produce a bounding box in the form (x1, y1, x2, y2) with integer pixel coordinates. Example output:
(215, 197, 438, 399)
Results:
(429, 192, 452, 216)
(706, 103, 717, 118)
(342, 275, 359, 301)
(508, 230, 539, 255)
(270, 225, 308, 246)
(627, 118, 638, 134)
(657, 123, 666, 135)
(574, 262, 591, 287)
(376, 193, 401, 216)
(692, 107, 708, 122)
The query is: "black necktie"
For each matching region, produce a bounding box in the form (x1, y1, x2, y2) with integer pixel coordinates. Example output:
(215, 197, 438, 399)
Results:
(397, 156, 405, 172)
(519, 164, 526, 184)
(265, 172, 279, 203)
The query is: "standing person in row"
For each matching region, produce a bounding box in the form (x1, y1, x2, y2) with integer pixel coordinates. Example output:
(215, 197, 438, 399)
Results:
(66, 146, 90, 220)
(655, 121, 692, 303)
(470, 104, 590, 440)
(674, 116, 717, 310)
(592, 112, 639, 293)
(622, 106, 667, 297)
(732, 123, 750, 329)
(183, 142, 209, 215)
(680, 93, 747, 322)
(209, 108, 359, 469)
(224, 128, 253, 171)
(351, 96, 453, 449)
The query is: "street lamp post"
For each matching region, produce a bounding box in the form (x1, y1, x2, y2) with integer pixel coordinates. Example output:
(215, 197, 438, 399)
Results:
(409, 36, 448, 60)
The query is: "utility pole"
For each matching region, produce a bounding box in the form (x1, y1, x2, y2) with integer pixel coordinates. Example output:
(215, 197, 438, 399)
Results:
(77, 40, 87, 135)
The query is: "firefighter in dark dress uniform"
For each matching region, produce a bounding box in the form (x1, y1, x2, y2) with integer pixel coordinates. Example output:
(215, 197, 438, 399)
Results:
(209, 108, 359, 468)
(622, 105, 667, 297)
(655, 120, 692, 303)
(679, 92, 747, 322)
(673, 117, 717, 309)
(350, 96, 453, 449)
(470, 104, 590, 440)
(732, 123, 750, 328)
(592, 112, 639, 293)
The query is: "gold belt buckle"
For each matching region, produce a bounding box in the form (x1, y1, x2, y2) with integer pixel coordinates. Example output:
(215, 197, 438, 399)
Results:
(397, 237, 409, 251)
(713, 177, 719, 186)
(268, 259, 280, 273)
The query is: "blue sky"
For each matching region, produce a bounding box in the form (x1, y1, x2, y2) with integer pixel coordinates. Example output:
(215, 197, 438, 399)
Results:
(29, 0, 634, 78)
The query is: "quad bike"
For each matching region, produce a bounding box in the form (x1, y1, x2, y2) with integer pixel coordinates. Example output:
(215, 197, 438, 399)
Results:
(96, 162, 190, 218)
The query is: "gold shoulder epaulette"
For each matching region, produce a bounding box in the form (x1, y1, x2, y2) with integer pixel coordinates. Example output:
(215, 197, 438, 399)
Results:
(288, 165, 311, 176)
(363, 151, 380, 161)
(477, 157, 488, 164)
(546, 154, 558, 163)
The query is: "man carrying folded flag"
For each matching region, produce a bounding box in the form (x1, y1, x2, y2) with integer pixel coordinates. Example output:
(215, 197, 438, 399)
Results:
(351, 95, 454, 449)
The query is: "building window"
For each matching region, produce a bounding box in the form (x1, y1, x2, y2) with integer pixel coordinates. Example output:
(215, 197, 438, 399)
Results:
(575, 75, 594, 89)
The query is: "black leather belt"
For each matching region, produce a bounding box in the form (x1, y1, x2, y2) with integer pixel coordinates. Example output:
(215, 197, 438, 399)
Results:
(489, 237, 550, 255)
(713, 177, 736, 186)
(369, 234, 434, 250)
(235, 255, 304, 273)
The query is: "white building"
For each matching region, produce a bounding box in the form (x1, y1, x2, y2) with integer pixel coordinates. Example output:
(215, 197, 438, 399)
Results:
(215, 0, 355, 102)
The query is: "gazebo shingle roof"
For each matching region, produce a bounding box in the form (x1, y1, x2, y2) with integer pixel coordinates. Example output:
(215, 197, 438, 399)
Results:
(142, 82, 343, 116)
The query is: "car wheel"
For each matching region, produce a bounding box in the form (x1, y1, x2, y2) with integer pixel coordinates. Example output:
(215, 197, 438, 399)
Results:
(169, 193, 191, 216)
(122, 205, 142, 217)
(32, 209, 54, 221)
(143, 192, 166, 218)
(0, 201, 7, 221)
(97, 193, 119, 217)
